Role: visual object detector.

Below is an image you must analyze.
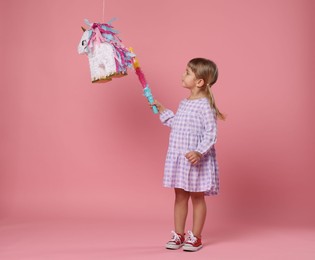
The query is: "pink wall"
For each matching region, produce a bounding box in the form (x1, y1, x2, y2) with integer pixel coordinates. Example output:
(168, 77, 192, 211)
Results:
(1, 0, 314, 227)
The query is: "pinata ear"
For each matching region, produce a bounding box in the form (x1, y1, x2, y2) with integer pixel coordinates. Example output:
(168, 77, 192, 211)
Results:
(81, 26, 86, 32)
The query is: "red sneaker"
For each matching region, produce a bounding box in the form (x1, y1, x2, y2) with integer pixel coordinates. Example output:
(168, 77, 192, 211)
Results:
(183, 231, 203, 251)
(165, 231, 185, 250)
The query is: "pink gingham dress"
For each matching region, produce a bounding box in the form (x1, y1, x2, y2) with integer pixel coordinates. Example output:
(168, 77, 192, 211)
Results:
(160, 97, 219, 196)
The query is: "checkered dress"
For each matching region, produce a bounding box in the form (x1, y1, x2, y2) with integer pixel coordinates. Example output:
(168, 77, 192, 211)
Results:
(160, 97, 219, 196)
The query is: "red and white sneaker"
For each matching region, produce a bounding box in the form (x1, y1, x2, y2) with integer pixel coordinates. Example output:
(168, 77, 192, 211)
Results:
(183, 230, 203, 252)
(165, 231, 185, 250)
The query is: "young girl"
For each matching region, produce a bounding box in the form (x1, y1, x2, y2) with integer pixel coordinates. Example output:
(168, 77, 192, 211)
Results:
(153, 58, 224, 252)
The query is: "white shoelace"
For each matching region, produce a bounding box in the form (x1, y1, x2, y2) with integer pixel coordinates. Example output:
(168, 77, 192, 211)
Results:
(170, 231, 181, 243)
(186, 230, 197, 243)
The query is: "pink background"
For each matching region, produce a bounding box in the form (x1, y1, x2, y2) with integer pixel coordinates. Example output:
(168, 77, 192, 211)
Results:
(1, 0, 315, 259)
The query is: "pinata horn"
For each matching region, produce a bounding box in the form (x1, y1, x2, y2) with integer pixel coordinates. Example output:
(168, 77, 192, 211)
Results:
(81, 26, 86, 32)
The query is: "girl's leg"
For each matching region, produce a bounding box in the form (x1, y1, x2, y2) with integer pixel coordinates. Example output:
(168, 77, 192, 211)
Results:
(190, 192, 207, 238)
(174, 188, 190, 235)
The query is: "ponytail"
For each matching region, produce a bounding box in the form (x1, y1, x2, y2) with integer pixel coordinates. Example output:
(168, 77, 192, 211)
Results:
(206, 86, 225, 120)
(188, 58, 225, 120)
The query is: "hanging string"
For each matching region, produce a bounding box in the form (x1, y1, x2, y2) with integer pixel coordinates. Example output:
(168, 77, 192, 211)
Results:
(102, 0, 105, 23)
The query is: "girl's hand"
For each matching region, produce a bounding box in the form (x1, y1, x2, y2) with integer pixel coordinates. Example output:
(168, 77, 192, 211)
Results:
(151, 100, 166, 113)
(185, 151, 202, 165)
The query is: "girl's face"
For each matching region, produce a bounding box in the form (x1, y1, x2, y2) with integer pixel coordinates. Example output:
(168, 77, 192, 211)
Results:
(182, 67, 198, 89)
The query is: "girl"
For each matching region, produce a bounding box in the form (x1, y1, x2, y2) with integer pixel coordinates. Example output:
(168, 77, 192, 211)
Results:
(153, 58, 224, 252)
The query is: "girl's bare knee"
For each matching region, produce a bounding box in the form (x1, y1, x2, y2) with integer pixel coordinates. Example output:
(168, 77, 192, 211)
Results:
(175, 188, 190, 202)
(190, 192, 205, 204)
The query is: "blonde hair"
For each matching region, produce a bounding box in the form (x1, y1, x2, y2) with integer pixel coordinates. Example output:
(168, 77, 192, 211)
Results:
(188, 58, 225, 120)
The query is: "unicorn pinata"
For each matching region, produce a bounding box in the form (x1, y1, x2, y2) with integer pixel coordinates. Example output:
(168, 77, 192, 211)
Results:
(78, 19, 135, 83)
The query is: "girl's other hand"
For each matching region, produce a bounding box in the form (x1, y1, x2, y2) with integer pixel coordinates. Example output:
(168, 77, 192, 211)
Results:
(185, 151, 202, 165)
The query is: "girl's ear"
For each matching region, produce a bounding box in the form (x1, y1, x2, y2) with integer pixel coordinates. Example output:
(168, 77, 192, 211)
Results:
(196, 79, 205, 88)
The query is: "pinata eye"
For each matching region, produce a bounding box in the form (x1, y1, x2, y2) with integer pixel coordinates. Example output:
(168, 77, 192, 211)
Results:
(82, 40, 87, 46)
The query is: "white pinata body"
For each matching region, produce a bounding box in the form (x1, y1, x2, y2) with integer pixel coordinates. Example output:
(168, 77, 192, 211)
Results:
(78, 19, 134, 83)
